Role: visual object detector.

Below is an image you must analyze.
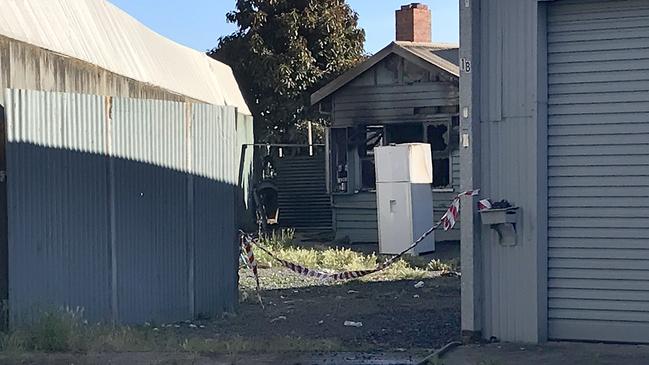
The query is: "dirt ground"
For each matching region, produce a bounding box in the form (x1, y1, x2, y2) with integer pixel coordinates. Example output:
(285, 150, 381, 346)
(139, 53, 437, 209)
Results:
(0, 271, 460, 365)
(210, 274, 461, 351)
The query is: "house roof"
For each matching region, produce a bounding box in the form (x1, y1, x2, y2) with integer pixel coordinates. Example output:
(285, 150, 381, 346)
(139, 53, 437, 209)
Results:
(0, 0, 251, 115)
(311, 41, 459, 105)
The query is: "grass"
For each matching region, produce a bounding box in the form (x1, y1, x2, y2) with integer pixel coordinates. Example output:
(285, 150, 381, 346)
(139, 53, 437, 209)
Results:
(242, 229, 459, 291)
(0, 309, 179, 354)
(0, 308, 343, 356)
(427, 258, 460, 272)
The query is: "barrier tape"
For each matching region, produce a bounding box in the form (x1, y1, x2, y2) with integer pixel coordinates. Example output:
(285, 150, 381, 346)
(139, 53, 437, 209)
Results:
(240, 190, 480, 283)
(240, 235, 264, 308)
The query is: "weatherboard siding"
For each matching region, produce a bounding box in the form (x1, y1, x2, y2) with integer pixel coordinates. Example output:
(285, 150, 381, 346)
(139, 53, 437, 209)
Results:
(332, 82, 459, 127)
(332, 157, 461, 244)
(333, 193, 379, 243)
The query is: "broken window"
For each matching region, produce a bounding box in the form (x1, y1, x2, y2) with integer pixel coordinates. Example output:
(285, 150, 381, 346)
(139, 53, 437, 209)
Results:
(426, 122, 451, 188)
(361, 126, 384, 190)
(336, 121, 456, 193)
(330, 128, 349, 193)
(349, 126, 385, 191)
(385, 124, 424, 144)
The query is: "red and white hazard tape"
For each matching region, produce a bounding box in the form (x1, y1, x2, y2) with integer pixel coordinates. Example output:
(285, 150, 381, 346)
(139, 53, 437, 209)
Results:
(240, 235, 265, 308)
(440, 190, 480, 230)
(241, 189, 480, 283)
(241, 235, 260, 285)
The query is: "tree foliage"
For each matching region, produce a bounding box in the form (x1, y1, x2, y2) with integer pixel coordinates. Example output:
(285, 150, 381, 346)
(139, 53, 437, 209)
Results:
(209, 0, 366, 143)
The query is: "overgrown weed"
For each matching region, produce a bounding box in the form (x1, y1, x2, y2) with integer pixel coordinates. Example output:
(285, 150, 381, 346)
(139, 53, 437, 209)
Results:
(243, 228, 459, 290)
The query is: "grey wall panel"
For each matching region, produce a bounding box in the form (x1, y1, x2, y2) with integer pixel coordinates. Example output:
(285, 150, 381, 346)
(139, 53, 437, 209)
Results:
(473, 0, 547, 343)
(192, 105, 238, 317)
(111, 98, 190, 324)
(5, 90, 112, 324)
(112, 158, 190, 324)
(547, 0, 649, 343)
(4, 90, 241, 326)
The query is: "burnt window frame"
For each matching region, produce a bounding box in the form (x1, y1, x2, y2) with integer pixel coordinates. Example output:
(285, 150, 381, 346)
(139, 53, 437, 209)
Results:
(329, 127, 350, 194)
(357, 125, 385, 191)
(424, 119, 455, 190)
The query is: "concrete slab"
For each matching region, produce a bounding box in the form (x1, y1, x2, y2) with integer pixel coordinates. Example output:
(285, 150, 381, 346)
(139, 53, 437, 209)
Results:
(442, 342, 649, 365)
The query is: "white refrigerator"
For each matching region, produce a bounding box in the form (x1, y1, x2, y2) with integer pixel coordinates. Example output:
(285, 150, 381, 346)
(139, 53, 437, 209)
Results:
(375, 144, 435, 255)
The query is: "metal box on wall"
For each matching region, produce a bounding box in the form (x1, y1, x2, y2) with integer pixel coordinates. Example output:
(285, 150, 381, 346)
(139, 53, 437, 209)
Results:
(375, 144, 435, 255)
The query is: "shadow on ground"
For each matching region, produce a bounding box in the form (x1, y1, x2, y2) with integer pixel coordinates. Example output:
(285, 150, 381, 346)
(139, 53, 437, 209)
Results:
(207, 277, 460, 351)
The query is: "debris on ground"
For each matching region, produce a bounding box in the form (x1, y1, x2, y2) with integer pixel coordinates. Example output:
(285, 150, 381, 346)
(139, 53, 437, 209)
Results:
(270, 316, 287, 323)
(440, 271, 461, 278)
(414, 281, 425, 288)
(344, 321, 363, 328)
(234, 270, 460, 350)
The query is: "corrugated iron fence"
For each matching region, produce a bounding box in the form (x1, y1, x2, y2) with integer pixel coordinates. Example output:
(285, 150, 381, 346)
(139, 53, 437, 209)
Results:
(3, 89, 252, 326)
(273, 147, 332, 231)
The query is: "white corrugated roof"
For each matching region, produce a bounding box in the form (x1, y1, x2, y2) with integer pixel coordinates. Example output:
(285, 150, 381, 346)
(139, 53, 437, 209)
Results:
(0, 0, 251, 115)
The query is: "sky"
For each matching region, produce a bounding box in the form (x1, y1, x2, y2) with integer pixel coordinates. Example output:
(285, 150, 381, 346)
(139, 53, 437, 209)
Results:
(109, 0, 459, 54)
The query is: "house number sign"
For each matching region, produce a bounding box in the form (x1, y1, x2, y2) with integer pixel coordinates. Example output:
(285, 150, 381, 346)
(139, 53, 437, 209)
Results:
(461, 58, 472, 73)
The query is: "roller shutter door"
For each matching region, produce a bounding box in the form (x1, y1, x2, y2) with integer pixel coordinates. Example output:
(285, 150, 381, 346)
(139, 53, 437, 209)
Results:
(547, 0, 649, 342)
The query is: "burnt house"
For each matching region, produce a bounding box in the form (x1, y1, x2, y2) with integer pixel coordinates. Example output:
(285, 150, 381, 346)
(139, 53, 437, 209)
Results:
(311, 3, 460, 243)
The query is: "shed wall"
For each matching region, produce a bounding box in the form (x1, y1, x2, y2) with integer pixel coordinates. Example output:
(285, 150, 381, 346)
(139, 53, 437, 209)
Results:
(461, 0, 548, 343)
(0, 36, 194, 108)
(546, 0, 649, 343)
(4, 89, 241, 325)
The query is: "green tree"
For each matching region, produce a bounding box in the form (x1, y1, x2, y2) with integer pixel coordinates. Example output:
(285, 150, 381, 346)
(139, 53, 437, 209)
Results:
(209, 0, 366, 143)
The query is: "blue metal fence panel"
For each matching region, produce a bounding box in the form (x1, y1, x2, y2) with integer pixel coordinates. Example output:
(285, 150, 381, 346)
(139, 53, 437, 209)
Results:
(5, 89, 112, 324)
(3, 89, 242, 326)
(110, 97, 190, 324)
(192, 104, 238, 317)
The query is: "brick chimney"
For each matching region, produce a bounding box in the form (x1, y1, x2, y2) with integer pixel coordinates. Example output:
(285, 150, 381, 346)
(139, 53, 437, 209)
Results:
(395, 3, 432, 43)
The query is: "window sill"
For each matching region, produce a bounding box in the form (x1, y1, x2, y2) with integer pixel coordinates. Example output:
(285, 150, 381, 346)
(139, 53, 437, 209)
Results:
(433, 188, 455, 193)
